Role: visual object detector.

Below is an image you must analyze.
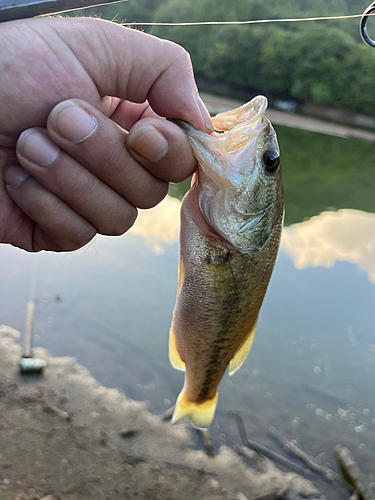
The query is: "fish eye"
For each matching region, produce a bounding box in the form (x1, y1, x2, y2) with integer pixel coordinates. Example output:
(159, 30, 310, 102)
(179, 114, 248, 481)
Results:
(262, 150, 280, 173)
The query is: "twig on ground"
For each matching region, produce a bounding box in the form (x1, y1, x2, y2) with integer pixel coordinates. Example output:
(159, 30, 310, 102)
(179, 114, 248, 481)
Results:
(161, 406, 174, 421)
(268, 426, 340, 482)
(251, 486, 288, 500)
(43, 402, 70, 421)
(228, 412, 305, 473)
(334, 445, 372, 500)
(196, 428, 215, 457)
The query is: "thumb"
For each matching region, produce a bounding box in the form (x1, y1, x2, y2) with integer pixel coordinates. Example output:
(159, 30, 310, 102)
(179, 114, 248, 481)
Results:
(54, 17, 213, 133)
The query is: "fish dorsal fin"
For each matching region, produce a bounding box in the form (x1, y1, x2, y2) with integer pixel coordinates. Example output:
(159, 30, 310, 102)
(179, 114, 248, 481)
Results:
(229, 320, 257, 376)
(169, 329, 185, 371)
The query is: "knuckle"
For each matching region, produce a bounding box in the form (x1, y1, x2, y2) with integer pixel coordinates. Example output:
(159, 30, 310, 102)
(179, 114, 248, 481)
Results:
(179, 47, 193, 68)
(169, 41, 192, 66)
(163, 41, 194, 77)
(34, 194, 55, 221)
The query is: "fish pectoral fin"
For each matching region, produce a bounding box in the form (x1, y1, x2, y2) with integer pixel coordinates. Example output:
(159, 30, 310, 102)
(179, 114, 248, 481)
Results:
(229, 320, 257, 376)
(172, 390, 218, 428)
(169, 329, 185, 371)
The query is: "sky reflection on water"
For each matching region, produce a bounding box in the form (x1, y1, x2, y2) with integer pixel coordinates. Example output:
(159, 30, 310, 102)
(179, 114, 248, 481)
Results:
(0, 188, 375, 496)
(282, 208, 375, 283)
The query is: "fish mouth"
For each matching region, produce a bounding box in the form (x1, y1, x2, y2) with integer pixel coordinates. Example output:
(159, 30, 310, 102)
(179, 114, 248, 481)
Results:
(172, 96, 269, 152)
(175, 94, 270, 180)
(212, 95, 268, 134)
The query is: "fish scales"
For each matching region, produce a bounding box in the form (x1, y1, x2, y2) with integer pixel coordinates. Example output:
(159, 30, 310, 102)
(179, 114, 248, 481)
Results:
(169, 96, 284, 428)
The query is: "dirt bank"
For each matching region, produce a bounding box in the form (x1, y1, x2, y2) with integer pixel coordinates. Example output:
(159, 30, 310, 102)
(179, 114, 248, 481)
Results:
(0, 326, 317, 500)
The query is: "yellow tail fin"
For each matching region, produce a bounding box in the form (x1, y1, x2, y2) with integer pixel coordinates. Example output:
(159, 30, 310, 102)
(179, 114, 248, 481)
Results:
(171, 390, 218, 428)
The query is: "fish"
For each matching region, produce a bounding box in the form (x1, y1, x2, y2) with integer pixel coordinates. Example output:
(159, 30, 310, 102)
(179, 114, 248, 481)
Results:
(169, 96, 284, 428)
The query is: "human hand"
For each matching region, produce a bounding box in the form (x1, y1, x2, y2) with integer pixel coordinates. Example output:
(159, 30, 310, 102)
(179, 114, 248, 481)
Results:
(0, 17, 212, 252)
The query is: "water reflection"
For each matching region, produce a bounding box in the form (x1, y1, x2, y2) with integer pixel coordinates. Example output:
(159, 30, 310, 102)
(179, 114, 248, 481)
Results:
(282, 209, 375, 283)
(131, 199, 375, 289)
(0, 194, 375, 498)
(129, 196, 180, 255)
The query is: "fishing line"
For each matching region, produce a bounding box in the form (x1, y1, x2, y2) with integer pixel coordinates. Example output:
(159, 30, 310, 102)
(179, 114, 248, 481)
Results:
(123, 13, 375, 27)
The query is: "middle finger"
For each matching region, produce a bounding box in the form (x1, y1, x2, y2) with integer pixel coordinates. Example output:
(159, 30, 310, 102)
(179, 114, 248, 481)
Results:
(47, 99, 169, 209)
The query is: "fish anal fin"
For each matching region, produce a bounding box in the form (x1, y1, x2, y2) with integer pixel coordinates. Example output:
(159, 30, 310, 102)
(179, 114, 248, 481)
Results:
(172, 390, 218, 428)
(229, 320, 257, 376)
(169, 329, 185, 371)
(177, 254, 185, 297)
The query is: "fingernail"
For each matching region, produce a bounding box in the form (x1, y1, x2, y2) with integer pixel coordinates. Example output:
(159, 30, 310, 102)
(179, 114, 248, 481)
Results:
(3, 165, 29, 188)
(18, 129, 59, 167)
(51, 101, 98, 143)
(196, 95, 214, 132)
(127, 125, 169, 162)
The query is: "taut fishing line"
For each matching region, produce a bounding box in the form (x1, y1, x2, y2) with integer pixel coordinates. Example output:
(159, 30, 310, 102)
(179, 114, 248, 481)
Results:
(122, 13, 375, 27)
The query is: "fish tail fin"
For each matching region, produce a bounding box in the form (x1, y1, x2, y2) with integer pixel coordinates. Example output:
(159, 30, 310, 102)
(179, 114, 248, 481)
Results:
(171, 389, 218, 428)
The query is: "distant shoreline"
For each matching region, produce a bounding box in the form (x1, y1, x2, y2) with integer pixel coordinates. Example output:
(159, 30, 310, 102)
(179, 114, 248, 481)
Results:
(200, 92, 375, 143)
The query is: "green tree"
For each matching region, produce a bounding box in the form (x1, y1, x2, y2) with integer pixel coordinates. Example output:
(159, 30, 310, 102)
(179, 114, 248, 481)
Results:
(75, 0, 375, 116)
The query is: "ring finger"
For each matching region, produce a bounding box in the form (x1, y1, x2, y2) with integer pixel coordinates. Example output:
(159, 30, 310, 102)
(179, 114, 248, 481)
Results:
(16, 128, 138, 237)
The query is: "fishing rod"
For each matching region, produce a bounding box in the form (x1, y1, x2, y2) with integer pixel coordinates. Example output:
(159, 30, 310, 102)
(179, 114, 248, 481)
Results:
(0, 0, 124, 23)
(360, 1, 375, 47)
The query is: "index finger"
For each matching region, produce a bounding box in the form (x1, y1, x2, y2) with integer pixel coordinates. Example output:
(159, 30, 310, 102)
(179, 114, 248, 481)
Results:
(32, 17, 213, 133)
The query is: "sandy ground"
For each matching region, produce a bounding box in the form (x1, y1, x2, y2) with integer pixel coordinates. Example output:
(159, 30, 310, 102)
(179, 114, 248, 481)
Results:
(0, 326, 318, 500)
(200, 92, 375, 143)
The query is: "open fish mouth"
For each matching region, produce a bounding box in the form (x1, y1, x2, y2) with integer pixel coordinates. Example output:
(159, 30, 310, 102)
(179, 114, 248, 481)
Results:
(174, 96, 269, 155)
(212, 95, 268, 133)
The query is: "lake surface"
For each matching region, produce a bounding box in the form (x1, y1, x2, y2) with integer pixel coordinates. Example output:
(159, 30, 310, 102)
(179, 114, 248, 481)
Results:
(1, 124, 374, 498)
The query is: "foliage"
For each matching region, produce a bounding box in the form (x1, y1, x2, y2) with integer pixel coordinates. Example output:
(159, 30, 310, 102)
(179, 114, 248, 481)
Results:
(259, 25, 375, 112)
(75, 0, 375, 115)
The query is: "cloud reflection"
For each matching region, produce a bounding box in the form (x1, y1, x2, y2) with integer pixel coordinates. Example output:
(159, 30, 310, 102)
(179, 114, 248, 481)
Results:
(281, 209, 375, 283)
(129, 196, 181, 254)
(130, 199, 375, 284)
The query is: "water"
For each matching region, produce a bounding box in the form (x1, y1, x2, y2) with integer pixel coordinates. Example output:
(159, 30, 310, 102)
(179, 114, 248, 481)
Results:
(1, 125, 374, 497)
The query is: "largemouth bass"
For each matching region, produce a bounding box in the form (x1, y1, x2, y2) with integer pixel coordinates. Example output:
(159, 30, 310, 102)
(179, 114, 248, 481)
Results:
(169, 96, 284, 428)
